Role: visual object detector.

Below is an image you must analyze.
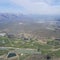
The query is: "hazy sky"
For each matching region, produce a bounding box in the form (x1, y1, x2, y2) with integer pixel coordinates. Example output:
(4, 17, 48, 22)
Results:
(0, 0, 60, 14)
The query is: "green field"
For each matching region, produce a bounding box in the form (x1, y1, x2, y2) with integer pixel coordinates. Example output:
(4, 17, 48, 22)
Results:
(0, 36, 60, 58)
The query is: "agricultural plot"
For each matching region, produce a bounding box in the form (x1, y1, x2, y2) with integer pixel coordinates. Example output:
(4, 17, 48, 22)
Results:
(0, 36, 60, 58)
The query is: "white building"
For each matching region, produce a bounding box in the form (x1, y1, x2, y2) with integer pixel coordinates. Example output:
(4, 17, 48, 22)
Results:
(0, 33, 6, 37)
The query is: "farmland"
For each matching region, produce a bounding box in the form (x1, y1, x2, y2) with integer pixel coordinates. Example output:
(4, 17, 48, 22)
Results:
(0, 36, 60, 59)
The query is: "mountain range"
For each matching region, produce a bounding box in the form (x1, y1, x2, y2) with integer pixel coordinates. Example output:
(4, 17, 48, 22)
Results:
(0, 13, 60, 38)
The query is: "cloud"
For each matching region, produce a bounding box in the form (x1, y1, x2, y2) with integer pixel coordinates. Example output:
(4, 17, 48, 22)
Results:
(31, 0, 60, 5)
(0, 0, 25, 13)
(10, 0, 60, 14)
(0, 0, 60, 14)
(45, 0, 60, 5)
(30, 0, 44, 2)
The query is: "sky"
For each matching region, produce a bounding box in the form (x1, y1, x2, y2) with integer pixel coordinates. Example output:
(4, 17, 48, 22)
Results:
(0, 0, 60, 15)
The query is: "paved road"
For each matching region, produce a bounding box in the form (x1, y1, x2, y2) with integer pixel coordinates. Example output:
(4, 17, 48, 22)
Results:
(0, 47, 15, 50)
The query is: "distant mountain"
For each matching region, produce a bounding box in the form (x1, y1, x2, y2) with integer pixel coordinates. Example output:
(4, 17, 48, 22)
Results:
(0, 13, 60, 23)
(0, 13, 60, 28)
(0, 13, 60, 38)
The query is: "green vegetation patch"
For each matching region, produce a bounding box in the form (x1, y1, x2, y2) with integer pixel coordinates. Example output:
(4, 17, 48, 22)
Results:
(50, 50, 60, 57)
(0, 50, 8, 56)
